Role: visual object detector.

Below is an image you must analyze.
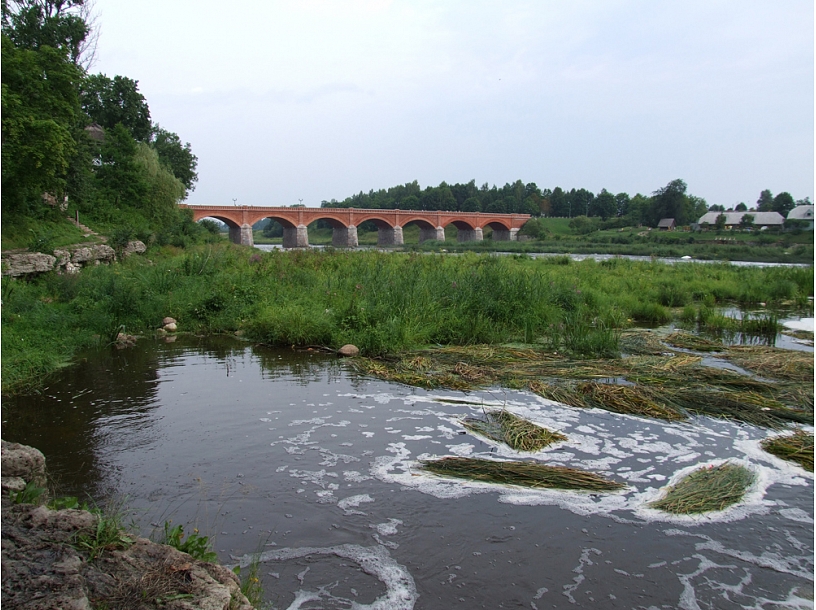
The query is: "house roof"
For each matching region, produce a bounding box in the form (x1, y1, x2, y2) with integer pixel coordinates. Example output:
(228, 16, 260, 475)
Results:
(787, 205, 814, 220)
(697, 211, 784, 226)
(657, 218, 675, 227)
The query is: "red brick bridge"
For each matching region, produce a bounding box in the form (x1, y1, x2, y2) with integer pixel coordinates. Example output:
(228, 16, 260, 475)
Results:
(179, 205, 531, 248)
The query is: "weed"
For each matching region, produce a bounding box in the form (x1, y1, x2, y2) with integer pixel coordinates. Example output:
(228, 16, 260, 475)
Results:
(761, 431, 814, 471)
(420, 457, 625, 491)
(48, 496, 90, 511)
(649, 462, 755, 514)
(10, 482, 46, 505)
(234, 554, 265, 608)
(160, 522, 218, 563)
(462, 410, 566, 451)
(75, 512, 133, 560)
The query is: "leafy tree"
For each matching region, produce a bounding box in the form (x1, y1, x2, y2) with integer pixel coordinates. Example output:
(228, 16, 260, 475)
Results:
(615, 192, 630, 217)
(756, 189, 774, 212)
(772, 192, 795, 216)
(795, 196, 812, 207)
(462, 197, 480, 212)
(735, 202, 747, 212)
(568, 215, 599, 235)
(93, 122, 147, 211)
(594, 189, 616, 220)
(739, 214, 754, 231)
(2, 0, 92, 66)
(150, 124, 198, 195)
(81, 74, 152, 141)
(714, 213, 727, 231)
(1, 33, 82, 213)
(650, 179, 688, 226)
(709, 204, 725, 212)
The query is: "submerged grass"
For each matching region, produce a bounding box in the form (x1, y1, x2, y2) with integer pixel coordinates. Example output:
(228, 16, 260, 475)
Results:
(664, 332, 723, 352)
(649, 462, 755, 514)
(725, 346, 814, 382)
(420, 456, 625, 491)
(761, 431, 814, 472)
(462, 410, 566, 451)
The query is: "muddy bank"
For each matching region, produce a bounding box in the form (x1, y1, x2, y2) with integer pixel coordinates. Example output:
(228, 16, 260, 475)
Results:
(1, 440, 254, 610)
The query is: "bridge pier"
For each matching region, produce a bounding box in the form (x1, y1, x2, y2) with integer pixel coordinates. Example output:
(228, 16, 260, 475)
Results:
(492, 228, 519, 241)
(283, 224, 309, 248)
(419, 226, 445, 243)
(228, 223, 255, 246)
(457, 227, 483, 242)
(332, 225, 358, 248)
(377, 225, 404, 246)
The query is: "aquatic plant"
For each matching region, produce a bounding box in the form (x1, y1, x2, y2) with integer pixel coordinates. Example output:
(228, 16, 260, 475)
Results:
(726, 346, 813, 382)
(462, 410, 566, 451)
(761, 431, 814, 472)
(420, 457, 625, 491)
(649, 462, 755, 514)
(159, 522, 218, 563)
(664, 332, 723, 352)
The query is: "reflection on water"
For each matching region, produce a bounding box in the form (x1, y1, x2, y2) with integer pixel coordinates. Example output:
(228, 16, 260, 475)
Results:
(3, 337, 813, 609)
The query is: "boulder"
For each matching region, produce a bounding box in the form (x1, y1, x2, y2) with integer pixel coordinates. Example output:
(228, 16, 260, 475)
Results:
(162, 317, 177, 326)
(123, 240, 147, 257)
(1, 440, 46, 485)
(70, 247, 94, 264)
(91, 245, 116, 264)
(163, 322, 177, 332)
(1, 253, 56, 277)
(337, 344, 360, 357)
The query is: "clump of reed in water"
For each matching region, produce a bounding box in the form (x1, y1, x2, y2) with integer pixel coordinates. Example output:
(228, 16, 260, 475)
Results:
(725, 347, 814, 383)
(462, 410, 566, 452)
(761, 431, 814, 472)
(528, 380, 685, 421)
(420, 457, 624, 491)
(649, 462, 755, 514)
(664, 332, 723, 352)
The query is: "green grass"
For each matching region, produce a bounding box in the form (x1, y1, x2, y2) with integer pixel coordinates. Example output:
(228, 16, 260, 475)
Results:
(761, 431, 814, 471)
(1, 214, 99, 251)
(2, 244, 813, 395)
(649, 462, 755, 514)
(420, 456, 625, 491)
(462, 410, 566, 451)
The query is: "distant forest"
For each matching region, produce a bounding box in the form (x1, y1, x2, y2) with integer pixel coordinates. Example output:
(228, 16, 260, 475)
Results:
(322, 179, 809, 228)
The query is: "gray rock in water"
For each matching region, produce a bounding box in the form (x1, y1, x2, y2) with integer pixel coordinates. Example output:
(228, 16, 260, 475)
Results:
(338, 344, 360, 357)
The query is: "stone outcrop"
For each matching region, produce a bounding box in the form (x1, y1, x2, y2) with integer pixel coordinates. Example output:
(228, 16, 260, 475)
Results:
(1, 440, 254, 610)
(1, 241, 145, 277)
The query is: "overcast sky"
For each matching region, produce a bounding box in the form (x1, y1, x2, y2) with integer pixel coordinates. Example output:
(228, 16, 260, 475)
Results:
(91, 1, 813, 208)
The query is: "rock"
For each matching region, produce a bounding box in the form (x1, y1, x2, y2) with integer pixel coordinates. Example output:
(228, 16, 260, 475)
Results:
(1, 477, 27, 493)
(1, 253, 56, 277)
(337, 344, 360, 357)
(53, 249, 71, 268)
(123, 240, 147, 257)
(163, 322, 177, 332)
(162, 317, 177, 326)
(1, 441, 255, 610)
(164, 335, 177, 343)
(1, 440, 46, 485)
(234, 330, 245, 337)
(91, 245, 116, 264)
(70, 247, 94, 264)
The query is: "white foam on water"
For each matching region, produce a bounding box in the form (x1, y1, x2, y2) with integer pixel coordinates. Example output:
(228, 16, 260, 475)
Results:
(362, 390, 813, 524)
(338, 494, 374, 515)
(229, 544, 417, 610)
(371, 518, 402, 536)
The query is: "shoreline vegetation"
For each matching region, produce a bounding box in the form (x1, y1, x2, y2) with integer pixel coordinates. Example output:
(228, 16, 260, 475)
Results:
(2, 243, 813, 396)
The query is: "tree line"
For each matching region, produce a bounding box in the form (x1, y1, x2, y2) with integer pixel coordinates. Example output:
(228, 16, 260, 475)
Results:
(2, 0, 202, 242)
(322, 179, 809, 228)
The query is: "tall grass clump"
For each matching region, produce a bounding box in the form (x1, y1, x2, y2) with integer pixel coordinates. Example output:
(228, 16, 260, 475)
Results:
(760, 431, 814, 471)
(462, 410, 566, 451)
(420, 457, 624, 491)
(649, 462, 755, 514)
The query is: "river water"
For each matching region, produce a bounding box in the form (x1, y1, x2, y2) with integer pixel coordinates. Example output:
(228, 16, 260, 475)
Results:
(3, 337, 813, 609)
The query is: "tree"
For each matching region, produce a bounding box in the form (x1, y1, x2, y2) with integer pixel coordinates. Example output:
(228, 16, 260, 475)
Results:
(594, 189, 616, 220)
(150, 125, 198, 195)
(709, 204, 725, 212)
(94, 122, 147, 210)
(739, 214, 754, 231)
(772, 192, 795, 216)
(462, 196, 480, 212)
(756, 189, 774, 211)
(735, 202, 747, 212)
(81, 74, 152, 141)
(714, 213, 727, 232)
(1, 33, 82, 213)
(1, 0, 96, 67)
(650, 179, 688, 226)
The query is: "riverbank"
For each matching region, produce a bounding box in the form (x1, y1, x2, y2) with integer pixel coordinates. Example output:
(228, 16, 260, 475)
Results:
(2, 243, 812, 395)
(1, 440, 255, 610)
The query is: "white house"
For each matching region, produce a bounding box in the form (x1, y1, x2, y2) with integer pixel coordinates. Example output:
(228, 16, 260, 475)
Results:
(697, 211, 784, 230)
(787, 205, 814, 230)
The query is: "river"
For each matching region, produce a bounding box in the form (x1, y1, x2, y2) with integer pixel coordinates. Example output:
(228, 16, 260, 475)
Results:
(3, 337, 813, 609)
